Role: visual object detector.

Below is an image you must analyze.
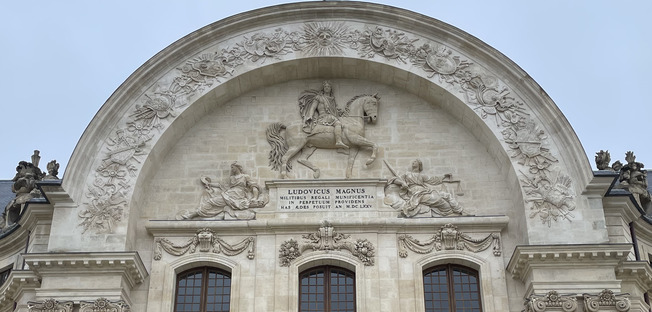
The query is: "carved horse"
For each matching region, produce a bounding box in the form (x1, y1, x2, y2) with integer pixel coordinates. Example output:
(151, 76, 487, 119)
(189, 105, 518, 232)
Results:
(267, 94, 380, 178)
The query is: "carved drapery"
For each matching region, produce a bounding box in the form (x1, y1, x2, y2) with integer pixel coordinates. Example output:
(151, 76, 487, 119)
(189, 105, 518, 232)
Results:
(79, 298, 130, 312)
(397, 223, 501, 258)
(279, 221, 374, 266)
(153, 228, 255, 260)
(27, 299, 73, 312)
(79, 16, 574, 233)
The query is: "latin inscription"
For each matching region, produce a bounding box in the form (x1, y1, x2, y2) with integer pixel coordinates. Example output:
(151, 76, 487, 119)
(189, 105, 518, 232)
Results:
(278, 187, 375, 210)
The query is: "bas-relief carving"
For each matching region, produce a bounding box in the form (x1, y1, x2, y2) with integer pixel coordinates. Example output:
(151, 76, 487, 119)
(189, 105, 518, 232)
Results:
(521, 171, 576, 227)
(1, 151, 57, 232)
(266, 82, 380, 179)
(177, 162, 268, 220)
(80, 298, 130, 312)
(523, 290, 631, 312)
(154, 228, 255, 260)
(27, 299, 73, 312)
(397, 223, 501, 258)
(81, 19, 574, 233)
(384, 159, 464, 218)
(279, 221, 375, 266)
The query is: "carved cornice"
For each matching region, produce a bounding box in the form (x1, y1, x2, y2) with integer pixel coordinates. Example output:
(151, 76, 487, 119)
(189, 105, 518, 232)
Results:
(154, 228, 255, 260)
(80, 298, 130, 312)
(0, 270, 41, 310)
(616, 261, 652, 293)
(507, 244, 632, 281)
(23, 252, 147, 289)
(0, 203, 52, 254)
(397, 223, 501, 257)
(146, 215, 510, 236)
(279, 221, 374, 266)
(27, 299, 73, 312)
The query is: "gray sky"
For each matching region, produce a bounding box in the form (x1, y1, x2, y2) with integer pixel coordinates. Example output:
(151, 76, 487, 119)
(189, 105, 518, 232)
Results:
(1, 1, 650, 179)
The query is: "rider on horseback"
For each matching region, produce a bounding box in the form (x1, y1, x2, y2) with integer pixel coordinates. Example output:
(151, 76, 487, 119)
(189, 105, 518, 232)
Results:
(299, 81, 348, 149)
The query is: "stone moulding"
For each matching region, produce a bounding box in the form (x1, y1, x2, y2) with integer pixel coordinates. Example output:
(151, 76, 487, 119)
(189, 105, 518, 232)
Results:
(279, 221, 375, 266)
(80, 298, 130, 312)
(80, 9, 576, 234)
(22, 252, 148, 289)
(0, 271, 40, 310)
(524, 291, 578, 312)
(153, 228, 256, 260)
(397, 223, 501, 258)
(27, 299, 74, 312)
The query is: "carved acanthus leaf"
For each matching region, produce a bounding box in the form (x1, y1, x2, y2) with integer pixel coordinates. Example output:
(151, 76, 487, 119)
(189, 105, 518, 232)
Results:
(154, 228, 255, 260)
(27, 299, 74, 312)
(279, 221, 374, 266)
(524, 291, 578, 312)
(583, 289, 630, 312)
(398, 223, 501, 258)
(79, 298, 130, 312)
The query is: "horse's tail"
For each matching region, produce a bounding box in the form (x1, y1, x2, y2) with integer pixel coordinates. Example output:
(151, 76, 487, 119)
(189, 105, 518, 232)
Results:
(266, 122, 291, 172)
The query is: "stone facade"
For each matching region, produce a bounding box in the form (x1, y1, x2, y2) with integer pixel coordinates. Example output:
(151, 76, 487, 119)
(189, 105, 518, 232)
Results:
(0, 2, 650, 312)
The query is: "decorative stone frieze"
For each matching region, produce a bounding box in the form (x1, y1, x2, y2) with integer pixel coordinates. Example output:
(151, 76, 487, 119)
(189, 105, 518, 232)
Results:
(397, 223, 500, 258)
(279, 221, 374, 266)
(80, 298, 130, 312)
(27, 299, 73, 312)
(524, 291, 578, 312)
(583, 289, 630, 312)
(153, 228, 255, 260)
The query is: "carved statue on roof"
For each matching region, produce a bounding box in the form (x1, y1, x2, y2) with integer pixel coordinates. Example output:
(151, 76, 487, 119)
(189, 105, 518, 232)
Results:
(595, 150, 612, 170)
(43, 160, 60, 180)
(1, 151, 47, 231)
(615, 151, 651, 209)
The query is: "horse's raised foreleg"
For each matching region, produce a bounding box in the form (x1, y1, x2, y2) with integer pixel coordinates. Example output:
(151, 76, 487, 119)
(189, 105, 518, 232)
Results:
(345, 132, 378, 166)
(297, 146, 321, 179)
(346, 147, 360, 179)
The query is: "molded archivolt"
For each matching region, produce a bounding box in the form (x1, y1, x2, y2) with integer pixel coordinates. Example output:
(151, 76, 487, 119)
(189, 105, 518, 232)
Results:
(58, 2, 597, 251)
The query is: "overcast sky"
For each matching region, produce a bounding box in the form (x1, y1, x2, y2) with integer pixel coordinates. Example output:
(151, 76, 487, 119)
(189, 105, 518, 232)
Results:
(1, 1, 650, 179)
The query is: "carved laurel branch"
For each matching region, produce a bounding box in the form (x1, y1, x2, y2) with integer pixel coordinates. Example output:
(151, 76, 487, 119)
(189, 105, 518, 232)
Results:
(81, 20, 571, 233)
(397, 223, 501, 258)
(80, 298, 131, 312)
(279, 221, 374, 266)
(28, 299, 74, 312)
(154, 228, 255, 260)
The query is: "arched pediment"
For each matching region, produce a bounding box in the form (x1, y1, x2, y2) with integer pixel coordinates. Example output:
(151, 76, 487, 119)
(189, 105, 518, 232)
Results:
(58, 2, 599, 251)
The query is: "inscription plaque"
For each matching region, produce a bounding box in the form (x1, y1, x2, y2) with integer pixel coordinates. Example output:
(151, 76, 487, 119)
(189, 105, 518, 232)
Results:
(266, 179, 386, 212)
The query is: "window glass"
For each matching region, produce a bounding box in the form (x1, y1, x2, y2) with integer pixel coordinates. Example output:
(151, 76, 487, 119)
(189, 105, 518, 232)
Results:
(175, 267, 231, 312)
(424, 264, 482, 312)
(300, 265, 355, 312)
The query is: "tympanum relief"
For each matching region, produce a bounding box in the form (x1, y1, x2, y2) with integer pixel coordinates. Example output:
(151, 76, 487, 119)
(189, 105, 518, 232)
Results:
(177, 162, 268, 220)
(154, 228, 256, 260)
(266, 81, 380, 179)
(279, 221, 374, 266)
(384, 159, 464, 218)
(81, 20, 574, 233)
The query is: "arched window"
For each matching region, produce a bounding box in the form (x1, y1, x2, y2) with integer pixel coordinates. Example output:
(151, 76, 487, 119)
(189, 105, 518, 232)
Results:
(423, 264, 482, 312)
(174, 267, 231, 312)
(299, 265, 355, 312)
